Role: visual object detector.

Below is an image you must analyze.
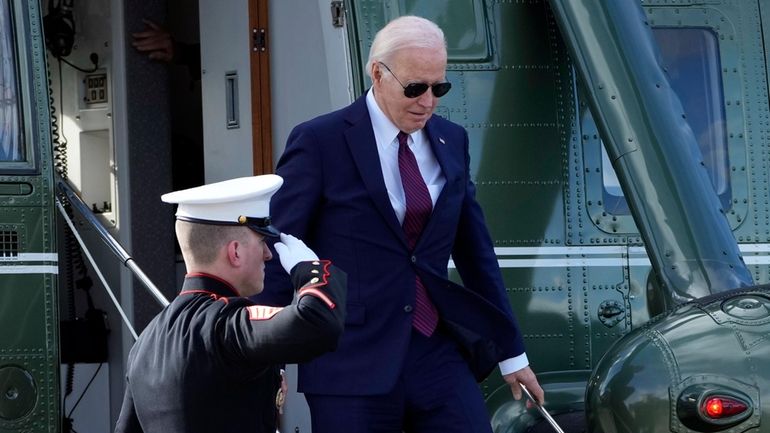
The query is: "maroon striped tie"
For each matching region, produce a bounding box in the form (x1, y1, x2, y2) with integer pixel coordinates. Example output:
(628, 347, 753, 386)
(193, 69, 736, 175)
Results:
(397, 131, 439, 336)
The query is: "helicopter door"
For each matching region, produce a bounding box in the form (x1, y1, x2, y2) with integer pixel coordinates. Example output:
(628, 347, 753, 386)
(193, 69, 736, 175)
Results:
(628, 1, 758, 307)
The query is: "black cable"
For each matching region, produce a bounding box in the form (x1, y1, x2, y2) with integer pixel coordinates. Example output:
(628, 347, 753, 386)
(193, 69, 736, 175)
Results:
(48, 55, 78, 411)
(50, 58, 68, 177)
(62, 415, 74, 433)
(48, 52, 100, 178)
(48, 59, 66, 178)
(63, 363, 74, 398)
(66, 362, 103, 418)
(59, 53, 99, 73)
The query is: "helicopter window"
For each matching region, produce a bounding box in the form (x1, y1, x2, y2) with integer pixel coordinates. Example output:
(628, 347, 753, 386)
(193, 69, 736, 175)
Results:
(394, 0, 495, 65)
(602, 27, 730, 214)
(0, 0, 24, 162)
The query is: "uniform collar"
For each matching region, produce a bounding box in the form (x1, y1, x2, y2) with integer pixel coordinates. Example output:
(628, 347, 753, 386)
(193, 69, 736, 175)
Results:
(180, 273, 241, 298)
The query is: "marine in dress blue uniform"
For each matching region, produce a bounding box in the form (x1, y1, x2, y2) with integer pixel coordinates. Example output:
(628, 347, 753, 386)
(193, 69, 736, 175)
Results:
(114, 175, 346, 433)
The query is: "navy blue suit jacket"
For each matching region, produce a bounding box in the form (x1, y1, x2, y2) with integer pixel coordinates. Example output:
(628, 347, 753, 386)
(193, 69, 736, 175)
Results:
(257, 93, 525, 395)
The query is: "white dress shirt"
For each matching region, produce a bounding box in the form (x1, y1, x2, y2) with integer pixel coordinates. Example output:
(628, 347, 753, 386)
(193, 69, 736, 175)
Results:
(366, 90, 445, 222)
(366, 90, 528, 376)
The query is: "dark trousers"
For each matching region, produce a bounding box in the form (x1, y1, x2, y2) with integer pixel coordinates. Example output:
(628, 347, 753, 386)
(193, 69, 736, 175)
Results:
(305, 329, 494, 433)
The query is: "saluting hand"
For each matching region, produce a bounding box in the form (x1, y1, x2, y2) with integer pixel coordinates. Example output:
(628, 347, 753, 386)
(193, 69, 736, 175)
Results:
(274, 233, 319, 274)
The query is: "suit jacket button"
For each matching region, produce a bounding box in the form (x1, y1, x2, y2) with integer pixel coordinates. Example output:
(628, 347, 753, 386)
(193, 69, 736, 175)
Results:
(404, 305, 413, 313)
(411, 255, 417, 263)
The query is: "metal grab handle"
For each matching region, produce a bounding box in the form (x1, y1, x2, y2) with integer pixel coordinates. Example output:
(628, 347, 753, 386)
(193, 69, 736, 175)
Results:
(520, 384, 566, 433)
(56, 178, 169, 308)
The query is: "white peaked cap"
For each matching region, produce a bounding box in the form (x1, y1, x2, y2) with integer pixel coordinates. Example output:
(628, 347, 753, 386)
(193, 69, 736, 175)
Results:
(161, 174, 283, 237)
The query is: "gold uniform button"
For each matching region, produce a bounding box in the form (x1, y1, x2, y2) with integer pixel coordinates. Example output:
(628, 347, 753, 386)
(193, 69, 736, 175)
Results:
(311, 270, 319, 274)
(310, 277, 319, 284)
(312, 261, 320, 265)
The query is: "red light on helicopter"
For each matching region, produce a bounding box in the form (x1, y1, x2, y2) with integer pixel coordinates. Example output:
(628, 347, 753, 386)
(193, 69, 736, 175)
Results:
(702, 396, 748, 419)
(678, 385, 753, 430)
(705, 398, 723, 417)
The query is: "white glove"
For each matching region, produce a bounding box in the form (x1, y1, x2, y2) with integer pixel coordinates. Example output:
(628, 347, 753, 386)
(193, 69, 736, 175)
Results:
(274, 233, 319, 274)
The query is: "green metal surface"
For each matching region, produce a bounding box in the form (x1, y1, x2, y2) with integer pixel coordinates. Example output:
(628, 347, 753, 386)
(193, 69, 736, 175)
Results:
(588, 289, 770, 432)
(549, 0, 753, 303)
(0, 367, 37, 421)
(0, 0, 59, 431)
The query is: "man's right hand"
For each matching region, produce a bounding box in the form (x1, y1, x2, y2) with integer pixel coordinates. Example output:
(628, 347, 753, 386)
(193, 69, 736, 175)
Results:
(503, 366, 545, 405)
(274, 233, 319, 274)
(131, 19, 174, 63)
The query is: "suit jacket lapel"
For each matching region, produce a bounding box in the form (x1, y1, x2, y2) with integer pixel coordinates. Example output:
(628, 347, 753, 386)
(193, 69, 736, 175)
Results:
(344, 96, 409, 247)
(417, 118, 458, 249)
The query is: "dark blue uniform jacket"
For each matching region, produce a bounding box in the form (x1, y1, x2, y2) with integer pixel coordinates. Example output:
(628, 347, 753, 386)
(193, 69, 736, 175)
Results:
(114, 260, 346, 433)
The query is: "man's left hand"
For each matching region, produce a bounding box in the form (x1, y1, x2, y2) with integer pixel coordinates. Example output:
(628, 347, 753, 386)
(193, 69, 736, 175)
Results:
(503, 366, 545, 405)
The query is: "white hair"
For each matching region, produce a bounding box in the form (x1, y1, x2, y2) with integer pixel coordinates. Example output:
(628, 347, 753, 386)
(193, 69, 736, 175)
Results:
(365, 15, 447, 77)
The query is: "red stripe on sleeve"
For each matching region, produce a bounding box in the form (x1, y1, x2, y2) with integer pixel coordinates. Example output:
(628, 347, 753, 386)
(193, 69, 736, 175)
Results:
(247, 305, 284, 321)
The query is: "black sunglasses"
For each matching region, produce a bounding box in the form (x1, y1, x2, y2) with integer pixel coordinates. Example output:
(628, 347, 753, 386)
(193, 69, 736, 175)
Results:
(378, 62, 452, 98)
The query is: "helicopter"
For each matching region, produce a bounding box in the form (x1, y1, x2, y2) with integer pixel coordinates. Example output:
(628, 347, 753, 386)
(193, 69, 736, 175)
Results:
(2, 0, 770, 432)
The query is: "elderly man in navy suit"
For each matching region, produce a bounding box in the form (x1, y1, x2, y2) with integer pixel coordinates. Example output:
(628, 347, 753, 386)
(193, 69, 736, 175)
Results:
(257, 15, 544, 433)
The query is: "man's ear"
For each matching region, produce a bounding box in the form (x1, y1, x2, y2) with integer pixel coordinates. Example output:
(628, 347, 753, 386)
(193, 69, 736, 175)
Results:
(372, 62, 382, 82)
(226, 240, 241, 267)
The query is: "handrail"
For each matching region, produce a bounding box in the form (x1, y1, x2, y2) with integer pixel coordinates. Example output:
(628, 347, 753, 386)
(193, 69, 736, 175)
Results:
(56, 178, 170, 309)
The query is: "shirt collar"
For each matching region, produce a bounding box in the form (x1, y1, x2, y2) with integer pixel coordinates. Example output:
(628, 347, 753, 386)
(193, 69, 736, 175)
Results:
(366, 89, 402, 147)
